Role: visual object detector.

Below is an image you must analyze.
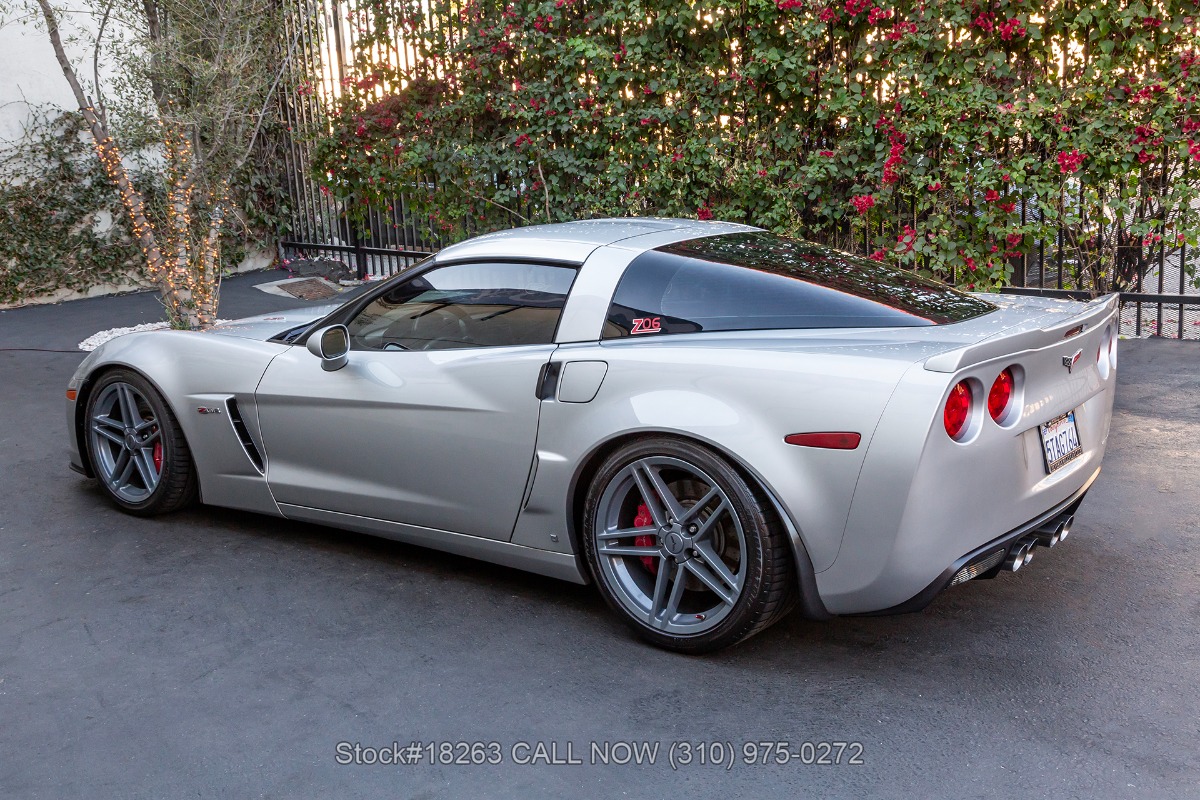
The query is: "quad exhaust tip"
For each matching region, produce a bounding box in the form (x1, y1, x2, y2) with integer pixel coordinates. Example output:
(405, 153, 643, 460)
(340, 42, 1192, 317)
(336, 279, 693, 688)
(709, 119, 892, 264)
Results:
(1003, 541, 1033, 572)
(1004, 513, 1076, 570)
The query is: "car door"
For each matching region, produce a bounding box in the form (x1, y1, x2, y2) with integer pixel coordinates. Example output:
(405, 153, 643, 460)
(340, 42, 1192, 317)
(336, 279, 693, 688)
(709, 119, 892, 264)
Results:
(254, 260, 577, 541)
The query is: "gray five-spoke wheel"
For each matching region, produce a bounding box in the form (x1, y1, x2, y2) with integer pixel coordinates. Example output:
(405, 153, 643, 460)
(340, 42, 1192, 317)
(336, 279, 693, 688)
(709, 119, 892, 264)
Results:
(88, 382, 164, 504)
(594, 456, 747, 636)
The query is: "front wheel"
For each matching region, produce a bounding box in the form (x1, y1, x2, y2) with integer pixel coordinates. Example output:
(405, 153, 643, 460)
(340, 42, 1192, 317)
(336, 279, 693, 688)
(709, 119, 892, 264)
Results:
(582, 437, 796, 653)
(84, 369, 198, 516)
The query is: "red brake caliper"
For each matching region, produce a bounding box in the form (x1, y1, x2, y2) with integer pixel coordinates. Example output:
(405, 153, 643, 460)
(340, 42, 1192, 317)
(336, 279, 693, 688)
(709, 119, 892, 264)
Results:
(152, 436, 163, 473)
(634, 503, 657, 574)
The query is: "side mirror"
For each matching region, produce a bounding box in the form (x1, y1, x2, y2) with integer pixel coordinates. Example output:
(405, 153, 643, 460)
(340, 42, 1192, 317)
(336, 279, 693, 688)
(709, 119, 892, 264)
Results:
(306, 325, 350, 372)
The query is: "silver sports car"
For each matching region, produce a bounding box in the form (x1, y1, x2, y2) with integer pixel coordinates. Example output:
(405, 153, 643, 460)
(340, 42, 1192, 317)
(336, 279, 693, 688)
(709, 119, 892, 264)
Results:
(67, 219, 1117, 652)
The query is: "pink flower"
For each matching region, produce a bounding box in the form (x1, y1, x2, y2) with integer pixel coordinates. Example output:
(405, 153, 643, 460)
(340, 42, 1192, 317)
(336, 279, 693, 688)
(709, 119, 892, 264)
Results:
(818, 6, 837, 21)
(869, 250, 886, 261)
(897, 225, 917, 252)
(867, 6, 892, 25)
(776, 0, 804, 8)
(965, 257, 977, 271)
(639, 117, 652, 126)
(844, 0, 871, 17)
(851, 194, 875, 214)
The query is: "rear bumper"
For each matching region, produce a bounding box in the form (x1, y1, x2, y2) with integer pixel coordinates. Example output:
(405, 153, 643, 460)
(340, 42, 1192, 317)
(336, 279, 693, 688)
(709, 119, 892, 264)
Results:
(858, 467, 1098, 615)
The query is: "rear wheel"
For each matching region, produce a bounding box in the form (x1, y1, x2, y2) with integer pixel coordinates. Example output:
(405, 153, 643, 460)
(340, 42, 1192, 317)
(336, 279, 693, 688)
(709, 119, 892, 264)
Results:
(582, 437, 795, 653)
(85, 369, 198, 515)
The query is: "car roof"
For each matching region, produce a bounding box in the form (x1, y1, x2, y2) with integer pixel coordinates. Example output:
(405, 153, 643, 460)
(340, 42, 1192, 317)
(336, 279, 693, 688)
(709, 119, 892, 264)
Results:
(432, 218, 759, 264)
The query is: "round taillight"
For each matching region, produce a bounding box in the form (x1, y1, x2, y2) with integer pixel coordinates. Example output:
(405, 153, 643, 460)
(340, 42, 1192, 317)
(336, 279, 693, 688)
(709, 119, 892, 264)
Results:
(944, 380, 972, 439)
(988, 368, 1014, 422)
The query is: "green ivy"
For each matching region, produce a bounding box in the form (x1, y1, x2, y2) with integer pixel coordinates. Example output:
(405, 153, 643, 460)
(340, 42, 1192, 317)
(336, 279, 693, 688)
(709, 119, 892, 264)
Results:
(311, 0, 1200, 291)
(0, 110, 142, 304)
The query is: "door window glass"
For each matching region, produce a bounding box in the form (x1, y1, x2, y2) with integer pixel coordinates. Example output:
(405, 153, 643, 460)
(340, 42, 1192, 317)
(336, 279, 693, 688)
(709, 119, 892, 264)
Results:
(348, 262, 577, 350)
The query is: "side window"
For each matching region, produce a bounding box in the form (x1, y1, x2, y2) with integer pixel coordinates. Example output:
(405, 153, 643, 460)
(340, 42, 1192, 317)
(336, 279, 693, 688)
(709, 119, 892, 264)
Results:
(604, 232, 992, 338)
(347, 261, 577, 351)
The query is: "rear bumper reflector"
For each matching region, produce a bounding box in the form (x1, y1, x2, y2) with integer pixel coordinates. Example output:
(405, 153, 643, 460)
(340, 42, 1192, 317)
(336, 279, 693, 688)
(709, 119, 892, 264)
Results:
(784, 432, 862, 450)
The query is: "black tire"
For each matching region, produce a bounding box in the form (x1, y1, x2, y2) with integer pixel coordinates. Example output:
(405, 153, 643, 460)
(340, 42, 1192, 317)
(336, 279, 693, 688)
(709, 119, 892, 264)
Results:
(582, 436, 796, 653)
(83, 369, 198, 516)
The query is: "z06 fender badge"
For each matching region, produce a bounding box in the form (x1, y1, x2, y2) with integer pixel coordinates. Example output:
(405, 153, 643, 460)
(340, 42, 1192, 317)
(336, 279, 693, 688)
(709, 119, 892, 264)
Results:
(197, 406, 223, 415)
(1062, 349, 1083, 373)
(630, 317, 662, 334)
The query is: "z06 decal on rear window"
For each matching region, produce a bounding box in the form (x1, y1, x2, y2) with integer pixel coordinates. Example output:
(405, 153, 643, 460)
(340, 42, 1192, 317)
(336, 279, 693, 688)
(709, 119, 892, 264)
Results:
(630, 317, 662, 334)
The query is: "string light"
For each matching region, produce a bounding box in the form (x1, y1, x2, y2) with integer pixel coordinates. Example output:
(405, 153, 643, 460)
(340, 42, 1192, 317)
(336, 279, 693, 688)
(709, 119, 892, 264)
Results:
(87, 108, 226, 329)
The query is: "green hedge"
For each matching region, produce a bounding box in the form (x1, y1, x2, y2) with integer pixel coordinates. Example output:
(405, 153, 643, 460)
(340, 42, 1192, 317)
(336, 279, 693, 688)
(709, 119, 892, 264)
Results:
(313, 0, 1200, 290)
(0, 111, 142, 304)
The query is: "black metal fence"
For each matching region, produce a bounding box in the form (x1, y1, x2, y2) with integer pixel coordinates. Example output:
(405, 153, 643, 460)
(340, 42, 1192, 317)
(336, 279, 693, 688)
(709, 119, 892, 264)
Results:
(274, 0, 1200, 338)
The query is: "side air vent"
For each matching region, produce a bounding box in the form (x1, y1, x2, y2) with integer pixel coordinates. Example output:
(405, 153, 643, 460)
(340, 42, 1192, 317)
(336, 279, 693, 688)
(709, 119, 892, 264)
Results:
(226, 398, 265, 473)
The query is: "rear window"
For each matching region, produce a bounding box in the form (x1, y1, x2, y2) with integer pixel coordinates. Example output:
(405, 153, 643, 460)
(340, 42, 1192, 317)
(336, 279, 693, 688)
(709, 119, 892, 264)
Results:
(603, 232, 995, 338)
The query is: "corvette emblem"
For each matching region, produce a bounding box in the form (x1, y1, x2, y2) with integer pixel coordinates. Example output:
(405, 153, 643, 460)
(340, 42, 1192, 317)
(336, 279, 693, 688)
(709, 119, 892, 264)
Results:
(197, 406, 223, 415)
(1062, 349, 1083, 373)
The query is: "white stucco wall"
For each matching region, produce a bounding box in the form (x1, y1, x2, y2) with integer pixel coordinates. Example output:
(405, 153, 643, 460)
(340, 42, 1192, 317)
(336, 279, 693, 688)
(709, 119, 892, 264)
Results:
(0, 3, 117, 143)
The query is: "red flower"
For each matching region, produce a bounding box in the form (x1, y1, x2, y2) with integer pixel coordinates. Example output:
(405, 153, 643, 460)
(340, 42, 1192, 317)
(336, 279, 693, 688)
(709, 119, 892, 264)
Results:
(869, 250, 886, 261)
(851, 194, 875, 214)
(817, 6, 837, 21)
(1006, 233, 1023, 247)
(1057, 150, 1085, 174)
(844, 0, 871, 16)
(757, 169, 768, 177)
(927, 181, 942, 192)
(514, 134, 531, 147)
(671, 152, 683, 162)
(1137, 150, 1155, 163)
(639, 117, 652, 126)
(998, 202, 1016, 213)
(776, 0, 804, 8)
(819, 150, 835, 157)
(997, 17, 1027, 41)
(965, 257, 977, 271)
(984, 189, 1000, 202)
(897, 225, 917, 252)
(697, 204, 714, 221)
(867, 6, 891, 25)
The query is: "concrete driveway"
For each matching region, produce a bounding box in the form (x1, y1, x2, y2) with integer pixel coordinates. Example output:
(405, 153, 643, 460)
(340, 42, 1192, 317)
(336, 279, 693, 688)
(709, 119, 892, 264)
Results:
(2, 276, 1198, 799)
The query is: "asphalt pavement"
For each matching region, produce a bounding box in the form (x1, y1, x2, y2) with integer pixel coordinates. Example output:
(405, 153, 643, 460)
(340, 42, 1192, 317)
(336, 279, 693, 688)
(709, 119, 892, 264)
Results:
(1, 275, 1198, 799)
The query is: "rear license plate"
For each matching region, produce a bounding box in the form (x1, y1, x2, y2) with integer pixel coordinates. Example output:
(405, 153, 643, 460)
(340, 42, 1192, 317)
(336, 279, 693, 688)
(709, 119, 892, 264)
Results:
(1040, 411, 1082, 474)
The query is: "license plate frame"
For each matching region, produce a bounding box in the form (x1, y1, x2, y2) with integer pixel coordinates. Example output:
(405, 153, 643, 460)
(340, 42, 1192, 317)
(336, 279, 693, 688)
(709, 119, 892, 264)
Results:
(1039, 410, 1082, 474)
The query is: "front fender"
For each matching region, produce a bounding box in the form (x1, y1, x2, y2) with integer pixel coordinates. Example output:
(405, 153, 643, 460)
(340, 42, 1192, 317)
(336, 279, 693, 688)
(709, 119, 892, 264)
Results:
(69, 331, 290, 515)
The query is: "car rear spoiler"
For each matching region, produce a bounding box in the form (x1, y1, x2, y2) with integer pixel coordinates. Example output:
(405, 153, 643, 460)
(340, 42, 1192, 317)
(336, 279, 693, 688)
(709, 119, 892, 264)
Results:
(923, 294, 1119, 373)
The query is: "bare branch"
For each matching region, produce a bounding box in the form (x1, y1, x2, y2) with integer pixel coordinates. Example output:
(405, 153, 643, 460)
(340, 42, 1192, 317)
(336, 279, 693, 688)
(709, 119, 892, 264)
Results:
(92, 0, 115, 121)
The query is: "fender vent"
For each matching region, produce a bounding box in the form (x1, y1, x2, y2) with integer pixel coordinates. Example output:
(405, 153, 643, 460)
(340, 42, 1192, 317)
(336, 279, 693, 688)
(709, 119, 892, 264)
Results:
(226, 398, 265, 473)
